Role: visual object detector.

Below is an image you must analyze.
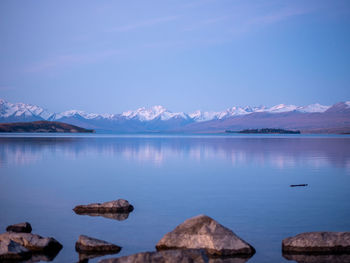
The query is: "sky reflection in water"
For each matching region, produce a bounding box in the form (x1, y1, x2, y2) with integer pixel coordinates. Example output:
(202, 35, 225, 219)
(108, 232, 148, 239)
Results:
(0, 135, 349, 263)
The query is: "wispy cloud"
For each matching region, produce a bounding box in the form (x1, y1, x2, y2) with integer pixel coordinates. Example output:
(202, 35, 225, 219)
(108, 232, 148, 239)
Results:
(248, 7, 313, 27)
(26, 49, 121, 73)
(107, 15, 179, 33)
(183, 16, 229, 32)
(0, 86, 14, 91)
(227, 5, 315, 35)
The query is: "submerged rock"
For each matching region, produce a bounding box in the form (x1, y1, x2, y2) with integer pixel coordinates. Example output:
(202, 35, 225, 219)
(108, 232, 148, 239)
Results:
(156, 215, 255, 257)
(0, 232, 62, 253)
(75, 235, 121, 253)
(282, 232, 350, 254)
(75, 212, 131, 221)
(6, 222, 32, 233)
(0, 238, 31, 260)
(99, 249, 209, 263)
(99, 249, 252, 263)
(73, 199, 134, 214)
(283, 253, 350, 263)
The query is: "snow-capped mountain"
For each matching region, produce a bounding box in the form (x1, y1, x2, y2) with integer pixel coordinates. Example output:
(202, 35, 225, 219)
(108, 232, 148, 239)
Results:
(1, 98, 349, 133)
(0, 99, 54, 122)
(122, 105, 189, 121)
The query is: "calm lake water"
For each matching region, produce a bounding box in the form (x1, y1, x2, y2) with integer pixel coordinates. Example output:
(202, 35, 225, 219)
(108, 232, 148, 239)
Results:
(0, 134, 350, 263)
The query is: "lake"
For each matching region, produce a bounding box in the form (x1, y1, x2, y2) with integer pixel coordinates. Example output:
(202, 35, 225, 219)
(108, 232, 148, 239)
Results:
(0, 134, 350, 262)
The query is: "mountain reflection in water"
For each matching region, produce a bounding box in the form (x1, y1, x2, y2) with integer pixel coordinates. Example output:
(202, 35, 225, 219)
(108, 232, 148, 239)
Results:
(1, 136, 350, 169)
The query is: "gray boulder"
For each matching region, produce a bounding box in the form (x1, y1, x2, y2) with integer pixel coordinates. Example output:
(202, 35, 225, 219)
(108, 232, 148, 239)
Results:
(156, 215, 255, 257)
(6, 222, 32, 233)
(75, 235, 121, 253)
(0, 238, 31, 260)
(282, 232, 350, 253)
(0, 232, 62, 253)
(73, 199, 134, 214)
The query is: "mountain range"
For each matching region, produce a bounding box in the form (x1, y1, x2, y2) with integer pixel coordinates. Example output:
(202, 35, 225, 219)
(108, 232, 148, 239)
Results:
(1, 99, 349, 133)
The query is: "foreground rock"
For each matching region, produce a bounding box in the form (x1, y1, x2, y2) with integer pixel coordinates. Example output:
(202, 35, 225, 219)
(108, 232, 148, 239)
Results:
(282, 232, 350, 253)
(283, 253, 350, 263)
(0, 232, 62, 253)
(156, 215, 255, 257)
(76, 235, 121, 253)
(75, 212, 131, 221)
(99, 249, 251, 263)
(6, 222, 32, 233)
(99, 249, 209, 263)
(0, 238, 31, 260)
(73, 199, 134, 214)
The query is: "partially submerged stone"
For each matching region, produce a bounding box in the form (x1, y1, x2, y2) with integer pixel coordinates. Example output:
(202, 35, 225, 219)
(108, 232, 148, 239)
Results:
(283, 253, 350, 263)
(0, 232, 62, 253)
(99, 249, 251, 263)
(99, 249, 209, 263)
(282, 232, 350, 254)
(156, 215, 255, 257)
(6, 222, 32, 233)
(73, 199, 134, 214)
(0, 238, 31, 260)
(75, 235, 121, 253)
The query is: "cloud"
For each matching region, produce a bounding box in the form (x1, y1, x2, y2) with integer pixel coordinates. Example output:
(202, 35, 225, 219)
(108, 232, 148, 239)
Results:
(248, 7, 313, 27)
(0, 86, 14, 91)
(183, 16, 229, 32)
(107, 15, 179, 33)
(25, 49, 121, 73)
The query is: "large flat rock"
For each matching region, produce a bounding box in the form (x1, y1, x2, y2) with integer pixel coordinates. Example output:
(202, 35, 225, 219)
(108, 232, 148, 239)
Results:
(73, 199, 134, 214)
(282, 232, 350, 254)
(156, 215, 255, 257)
(6, 222, 32, 233)
(0, 238, 31, 260)
(76, 235, 121, 253)
(0, 232, 62, 253)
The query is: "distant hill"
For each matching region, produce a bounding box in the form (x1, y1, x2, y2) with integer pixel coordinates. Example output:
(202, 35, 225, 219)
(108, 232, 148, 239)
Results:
(0, 121, 94, 133)
(226, 128, 301, 134)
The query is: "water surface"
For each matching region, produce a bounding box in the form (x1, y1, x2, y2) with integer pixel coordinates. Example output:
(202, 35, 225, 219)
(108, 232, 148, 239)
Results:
(0, 134, 350, 262)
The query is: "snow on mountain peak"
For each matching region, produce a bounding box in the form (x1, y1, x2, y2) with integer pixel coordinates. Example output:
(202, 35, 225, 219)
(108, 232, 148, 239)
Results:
(267, 104, 298, 113)
(297, 103, 330, 113)
(122, 105, 187, 121)
(0, 98, 342, 124)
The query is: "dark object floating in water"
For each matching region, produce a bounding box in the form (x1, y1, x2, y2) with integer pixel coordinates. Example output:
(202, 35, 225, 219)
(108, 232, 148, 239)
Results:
(290, 184, 308, 187)
(156, 214, 255, 257)
(226, 128, 301, 134)
(282, 232, 350, 254)
(6, 222, 32, 233)
(0, 121, 95, 133)
(73, 199, 134, 214)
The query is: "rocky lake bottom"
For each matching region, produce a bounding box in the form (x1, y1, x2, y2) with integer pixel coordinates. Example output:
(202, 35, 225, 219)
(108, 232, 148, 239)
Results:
(0, 134, 350, 262)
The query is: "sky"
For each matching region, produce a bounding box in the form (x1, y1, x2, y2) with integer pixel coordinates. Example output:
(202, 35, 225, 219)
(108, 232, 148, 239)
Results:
(0, 0, 350, 114)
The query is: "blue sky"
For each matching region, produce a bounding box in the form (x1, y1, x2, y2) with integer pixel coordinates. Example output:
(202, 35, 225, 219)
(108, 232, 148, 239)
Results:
(0, 0, 350, 113)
